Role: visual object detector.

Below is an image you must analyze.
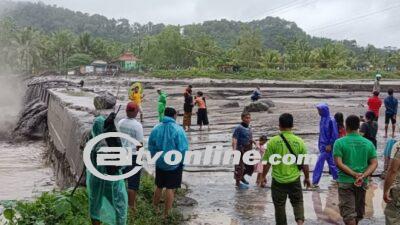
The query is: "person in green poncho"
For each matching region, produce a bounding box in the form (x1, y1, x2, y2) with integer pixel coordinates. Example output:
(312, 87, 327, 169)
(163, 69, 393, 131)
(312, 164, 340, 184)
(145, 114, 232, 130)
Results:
(86, 116, 128, 225)
(157, 89, 167, 122)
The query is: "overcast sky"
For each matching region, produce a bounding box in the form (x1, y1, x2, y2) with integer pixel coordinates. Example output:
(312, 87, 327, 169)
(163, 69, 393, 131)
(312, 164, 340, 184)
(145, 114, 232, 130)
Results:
(15, 0, 400, 48)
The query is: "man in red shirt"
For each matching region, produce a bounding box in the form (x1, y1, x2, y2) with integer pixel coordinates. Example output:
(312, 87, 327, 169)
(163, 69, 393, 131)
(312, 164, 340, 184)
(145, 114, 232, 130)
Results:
(367, 91, 382, 121)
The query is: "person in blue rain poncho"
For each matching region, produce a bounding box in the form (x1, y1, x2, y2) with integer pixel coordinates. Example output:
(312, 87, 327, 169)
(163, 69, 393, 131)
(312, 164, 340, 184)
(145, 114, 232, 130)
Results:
(312, 103, 339, 188)
(86, 116, 128, 225)
(148, 107, 189, 219)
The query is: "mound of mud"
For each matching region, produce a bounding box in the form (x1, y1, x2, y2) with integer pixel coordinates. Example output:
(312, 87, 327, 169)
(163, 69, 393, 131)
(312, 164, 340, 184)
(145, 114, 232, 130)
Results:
(260, 99, 275, 107)
(243, 102, 270, 112)
(222, 102, 240, 108)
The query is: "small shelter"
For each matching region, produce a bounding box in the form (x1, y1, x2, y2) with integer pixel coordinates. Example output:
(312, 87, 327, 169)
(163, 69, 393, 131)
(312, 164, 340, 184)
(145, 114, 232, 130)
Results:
(91, 60, 108, 74)
(117, 52, 139, 72)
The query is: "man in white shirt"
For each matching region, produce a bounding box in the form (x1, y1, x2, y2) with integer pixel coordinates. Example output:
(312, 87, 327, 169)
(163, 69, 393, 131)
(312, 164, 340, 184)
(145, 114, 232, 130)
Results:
(117, 102, 144, 215)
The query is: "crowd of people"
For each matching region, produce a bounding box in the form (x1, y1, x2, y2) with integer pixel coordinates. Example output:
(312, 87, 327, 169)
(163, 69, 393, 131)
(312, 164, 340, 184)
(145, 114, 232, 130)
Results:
(231, 75, 400, 225)
(85, 76, 400, 225)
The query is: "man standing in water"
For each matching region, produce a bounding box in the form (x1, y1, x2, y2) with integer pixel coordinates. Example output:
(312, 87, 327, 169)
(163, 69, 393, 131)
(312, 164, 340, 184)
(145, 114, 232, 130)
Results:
(262, 113, 311, 225)
(333, 115, 378, 225)
(232, 112, 254, 189)
(312, 103, 339, 188)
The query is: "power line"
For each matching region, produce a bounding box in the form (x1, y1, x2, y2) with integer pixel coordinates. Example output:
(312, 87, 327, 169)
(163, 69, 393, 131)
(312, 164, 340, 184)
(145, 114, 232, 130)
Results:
(320, 22, 400, 47)
(252, 0, 303, 20)
(309, 3, 400, 32)
(270, 0, 319, 16)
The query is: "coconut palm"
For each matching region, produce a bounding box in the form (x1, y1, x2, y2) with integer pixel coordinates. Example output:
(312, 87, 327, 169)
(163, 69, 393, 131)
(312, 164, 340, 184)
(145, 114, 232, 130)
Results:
(12, 27, 41, 73)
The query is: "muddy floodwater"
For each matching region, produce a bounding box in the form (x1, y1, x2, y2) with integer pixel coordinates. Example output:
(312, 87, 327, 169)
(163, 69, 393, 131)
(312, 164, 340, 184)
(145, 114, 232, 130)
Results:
(0, 75, 393, 224)
(0, 141, 55, 201)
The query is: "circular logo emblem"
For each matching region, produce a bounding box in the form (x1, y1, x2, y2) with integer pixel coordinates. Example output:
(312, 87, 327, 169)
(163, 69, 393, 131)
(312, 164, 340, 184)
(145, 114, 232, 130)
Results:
(83, 132, 142, 181)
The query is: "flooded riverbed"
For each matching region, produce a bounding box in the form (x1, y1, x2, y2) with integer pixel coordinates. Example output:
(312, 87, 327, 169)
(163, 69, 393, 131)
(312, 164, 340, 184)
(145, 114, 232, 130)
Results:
(0, 75, 392, 224)
(0, 141, 55, 201)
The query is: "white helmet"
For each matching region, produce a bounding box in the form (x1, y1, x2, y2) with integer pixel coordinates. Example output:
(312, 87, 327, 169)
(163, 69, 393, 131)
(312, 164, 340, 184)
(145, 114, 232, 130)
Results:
(376, 74, 382, 79)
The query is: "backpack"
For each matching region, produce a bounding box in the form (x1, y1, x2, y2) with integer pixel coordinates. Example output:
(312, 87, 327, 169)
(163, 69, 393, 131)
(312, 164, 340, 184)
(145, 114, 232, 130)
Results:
(103, 109, 123, 175)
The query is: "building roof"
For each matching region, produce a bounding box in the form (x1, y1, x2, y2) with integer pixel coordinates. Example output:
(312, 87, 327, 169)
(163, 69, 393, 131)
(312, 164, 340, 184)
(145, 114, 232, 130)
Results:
(118, 52, 139, 61)
(91, 60, 107, 66)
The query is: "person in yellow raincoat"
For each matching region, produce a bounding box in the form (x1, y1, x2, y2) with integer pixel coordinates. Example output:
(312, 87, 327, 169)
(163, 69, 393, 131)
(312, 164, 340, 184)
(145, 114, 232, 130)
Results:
(86, 116, 128, 225)
(129, 82, 144, 122)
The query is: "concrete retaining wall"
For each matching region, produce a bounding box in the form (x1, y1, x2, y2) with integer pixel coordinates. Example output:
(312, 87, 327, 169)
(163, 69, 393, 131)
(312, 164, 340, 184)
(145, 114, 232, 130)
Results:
(46, 90, 92, 187)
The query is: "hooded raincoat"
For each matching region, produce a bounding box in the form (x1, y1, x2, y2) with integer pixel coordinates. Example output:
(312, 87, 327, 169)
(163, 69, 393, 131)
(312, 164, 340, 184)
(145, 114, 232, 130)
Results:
(148, 116, 189, 171)
(86, 116, 128, 225)
(312, 103, 339, 185)
(157, 91, 167, 122)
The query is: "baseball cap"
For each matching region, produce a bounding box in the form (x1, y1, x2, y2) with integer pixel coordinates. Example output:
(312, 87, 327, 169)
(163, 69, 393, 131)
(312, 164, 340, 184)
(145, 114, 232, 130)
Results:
(126, 102, 139, 113)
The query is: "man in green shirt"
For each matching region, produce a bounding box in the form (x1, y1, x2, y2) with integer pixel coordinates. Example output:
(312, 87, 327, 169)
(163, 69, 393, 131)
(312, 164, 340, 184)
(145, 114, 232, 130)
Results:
(333, 115, 378, 225)
(262, 113, 311, 225)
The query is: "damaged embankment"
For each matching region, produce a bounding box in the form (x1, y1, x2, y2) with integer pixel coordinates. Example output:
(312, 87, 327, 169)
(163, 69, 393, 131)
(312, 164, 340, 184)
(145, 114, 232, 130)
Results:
(13, 80, 85, 187)
(5, 78, 186, 225)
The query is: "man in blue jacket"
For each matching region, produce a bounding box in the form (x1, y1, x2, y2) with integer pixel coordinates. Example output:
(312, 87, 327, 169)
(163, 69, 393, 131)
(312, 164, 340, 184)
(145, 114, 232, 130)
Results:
(384, 88, 398, 138)
(148, 107, 189, 219)
(312, 103, 339, 187)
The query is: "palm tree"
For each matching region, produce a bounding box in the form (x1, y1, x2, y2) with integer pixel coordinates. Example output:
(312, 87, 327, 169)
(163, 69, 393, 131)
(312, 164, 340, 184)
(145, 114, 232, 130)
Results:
(261, 50, 281, 69)
(78, 32, 92, 54)
(12, 27, 41, 74)
(52, 30, 74, 74)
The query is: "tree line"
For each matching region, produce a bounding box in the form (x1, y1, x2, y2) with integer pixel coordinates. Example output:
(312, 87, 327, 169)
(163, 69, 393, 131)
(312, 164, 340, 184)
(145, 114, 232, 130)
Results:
(0, 1, 399, 75)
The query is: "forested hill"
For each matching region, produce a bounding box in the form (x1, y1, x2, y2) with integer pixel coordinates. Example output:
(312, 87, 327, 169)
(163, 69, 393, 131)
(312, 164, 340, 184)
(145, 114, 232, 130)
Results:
(0, 0, 345, 51)
(2, 0, 396, 75)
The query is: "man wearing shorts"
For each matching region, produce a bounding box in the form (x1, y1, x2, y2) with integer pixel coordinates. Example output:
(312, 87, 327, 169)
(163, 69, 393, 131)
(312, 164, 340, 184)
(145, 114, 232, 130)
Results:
(117, 102, 144, 214)
(384, 88, 398, 138)
(333, 115, 378, 225)
(148, 107, 188, 219)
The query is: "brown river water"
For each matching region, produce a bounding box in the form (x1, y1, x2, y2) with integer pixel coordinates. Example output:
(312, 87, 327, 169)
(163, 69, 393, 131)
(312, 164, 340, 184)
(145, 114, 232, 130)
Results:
(0, 140, 55, 201)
